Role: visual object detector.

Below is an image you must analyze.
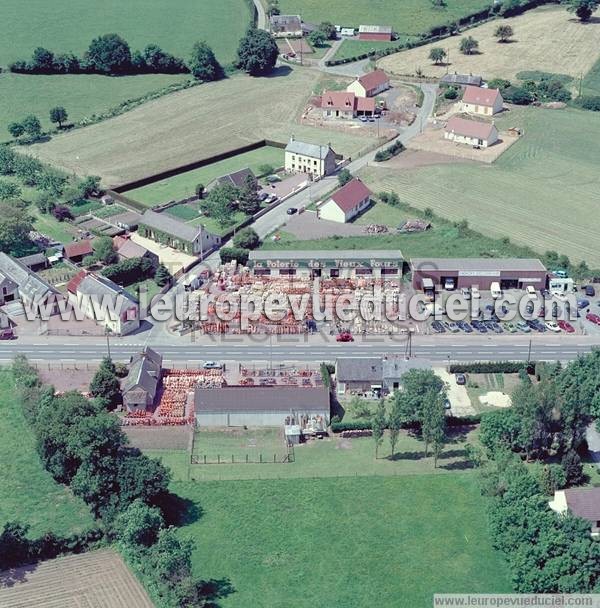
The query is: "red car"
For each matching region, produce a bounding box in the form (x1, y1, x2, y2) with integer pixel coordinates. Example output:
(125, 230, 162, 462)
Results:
(586, 313, 600, 325)
(557, 320, 575, 333)
(336, 332, 354, 342)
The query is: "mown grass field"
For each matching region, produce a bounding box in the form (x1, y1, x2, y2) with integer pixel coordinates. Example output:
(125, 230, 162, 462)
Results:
(27, 68, 380, 187)
(1, 0, 249, 66)
(0, 370, 94, 537)
(582, 57, 600, 96)
(379, 7, 600, 84)
(360, 106, 600, 265)
(332, 38, 414, 62)
(278, 0, 491, 35)
(174, 474, 512, 608)
(127, 146, 285, 206)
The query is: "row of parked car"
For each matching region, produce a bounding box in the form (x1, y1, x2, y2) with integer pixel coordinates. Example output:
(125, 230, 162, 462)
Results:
(431, 318, 575, 334)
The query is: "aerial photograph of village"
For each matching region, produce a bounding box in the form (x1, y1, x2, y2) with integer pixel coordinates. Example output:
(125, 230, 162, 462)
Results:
(0, 0, 599, 606)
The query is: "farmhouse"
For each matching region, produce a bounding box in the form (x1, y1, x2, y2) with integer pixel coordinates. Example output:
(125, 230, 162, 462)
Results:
(319, 178, 372, 223)
(113, 235, 159, 268)
(440, 73, 483, 88)
(460, 85, 503, 116)
(67, 270, 140, 336)
(285, 137, 337, 178)
(208, 167, 255, 191)
(63, 239, 94, 264)
(411, 258, 548, 291)
(194, 385, 330, 427)
(248, 250, 403, 279)
(347, 70, 390, 98)
(270, 14, 303, 37)
(122, 347, 163, 413)
(335, 357, 383, 394)
(321, 91, 376, 119)
(358, 25, 393, 41)
(549, 487, 600, 537)
(0, 252, 61, 312)
(444, 115, 499, 148)
(139, 210, 221, 256)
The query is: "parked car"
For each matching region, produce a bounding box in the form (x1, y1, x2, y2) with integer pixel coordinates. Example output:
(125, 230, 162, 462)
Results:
(444, 278, 455, 290)
(552, 269, 568, 278)
(461, 287, 471, 300)
(557, 320, 575, 333)
(446, 322, 460, 333)
(258, 191, 269, 201)
(471, 320, 487, 333)
(444, 399, 452, 410)
(490, 322, 503, 334)
(203, 361, 222, 369)
(545, 321, 560, 333)
(585, 285, 596, 297)
(359, 115, 368, 123)
(336, 331, 354, 342)
(265, 194, 278, 203)
(0, 328, 14, 340)
(527, 319, 546, 332)
(516, 321, 531, 333)
(455, 373, 466, 385)
(586, 313, 600, 325)
(457, 321, 473, 333)
(431, 320, 445, 333)
(577, 298, 590, 309)
(286, 207, 298, 215)
(503, 322, 517, 333)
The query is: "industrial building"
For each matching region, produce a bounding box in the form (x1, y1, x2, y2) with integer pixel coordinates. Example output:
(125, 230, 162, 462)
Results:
(411, 258, 548, 291)
(194, 385, 330, 427)
(248, 250, 404, 279)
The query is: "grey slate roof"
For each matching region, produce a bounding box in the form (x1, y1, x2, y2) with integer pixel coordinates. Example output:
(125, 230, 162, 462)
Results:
(0, 252, 59, 302)
(382, 356, 432, 380)
(564, 487, 600, 522)
(410, 258, 547, 272)
(17, 253, 48, 268)
(122, 347, 163, 399)
(335, 357, 383, 383)
(195, 386, 330, 413)
(440, 73, 483, 87)
(141, 210, 203, 243)
(270, 14, 302, 31)
(285, 138, 334, 160)
(215, 168, 254, 189)
(77, 273, 138, 315)
(250, 250, 403, 261)
(116, 239, 150, 260)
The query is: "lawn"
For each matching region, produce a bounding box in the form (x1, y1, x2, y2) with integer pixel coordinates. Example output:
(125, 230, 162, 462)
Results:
(31, 206, 79, 244)
(126, 146, 286, 206)
(0, 369, 94, 537)
(379, 7, 600, 84)
(359, 105, 600, 265)
(332, 38, 414, 62)
(1, 0, 250, 66)
(174, 474, 512, 607)
(582, 57, 600, 96)
(465, 373, 519, 413)
(278, 0, 491, 36)
(27, 69, 379, 187)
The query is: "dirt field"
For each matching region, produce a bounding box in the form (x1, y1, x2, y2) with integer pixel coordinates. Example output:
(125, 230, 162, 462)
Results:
(124, 425, 192, 450)
(26, 68, 379, 187)
(0, 549, 154, 608)
(379, 7, 600, 84)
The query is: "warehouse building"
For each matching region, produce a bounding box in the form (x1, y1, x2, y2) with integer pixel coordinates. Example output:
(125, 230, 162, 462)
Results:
(411, 258, 548, 291)
(248, 250, 403, 279)
(194, 385, 330, 427)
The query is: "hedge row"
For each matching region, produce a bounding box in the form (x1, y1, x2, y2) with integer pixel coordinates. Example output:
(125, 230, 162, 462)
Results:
(449, 362, 534, 374)
(331, 413, 481, 433)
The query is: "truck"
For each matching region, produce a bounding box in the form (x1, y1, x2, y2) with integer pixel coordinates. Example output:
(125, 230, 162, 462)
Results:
(549, 278, 575, 296)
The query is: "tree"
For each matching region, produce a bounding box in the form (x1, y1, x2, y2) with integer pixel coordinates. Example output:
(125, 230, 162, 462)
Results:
(0, 180, 21, 200)
(318, 21, 338, 40)
(154, 264, 172, 287)
(77, 175, 101, 199)
(0, 203, 34, 256)
(188, 41, 222, 81)
(34, 190, 55, 215)
(38, 169, 66, 197)
(21, 114, 42, 140)
(202, 183, 239, 225)
(219, 247, 249, 265)
(114, 499, 163, 548)
(146, 527, 194, 589)
(238, 174, 261, 215)
(233, 227, 260, 249)
(257, 164, 274, 176)
(92, 236, 118, 265)
(561, 450, 584, 487)
(308, 30, 327, 47)
(195, 183, 205, 198)
(388, 399, 402, 459)
(0, 146, 16, 175)
(31, 47, 55, 71)
(444, 86, 459, 99)
(0, 522, 31, 570)
(564, 0, 599, 21)
(236, 28, 279, 76)
(421, 392, 446, 463)
(537, 464, 566, 495)
(89, 357, 121, 408)
(13, 155, 43, 186)
(494, 24, 514, 42)
(52, 205, 73, 222)
(459, 36, 479, 55)
(8, 122, 24, 139)
(372, 400, 386, 458)
(49, 106, 68, 128)
(86, 34, 132, 74)
(337, 168, 352, 186)
(428, 47, 447, 64)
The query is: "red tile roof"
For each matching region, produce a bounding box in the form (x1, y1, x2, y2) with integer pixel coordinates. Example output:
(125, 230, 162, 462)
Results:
(330, 178, 372, 213)
(445, 115, 496, 141)
(321, 91, 356, 111)
(67, 270, 87, 294)
(64, 239, 93, 259)
(462, 85, 501, 107)
(357, 70, 389, 92)
(356, 97, 376, 112)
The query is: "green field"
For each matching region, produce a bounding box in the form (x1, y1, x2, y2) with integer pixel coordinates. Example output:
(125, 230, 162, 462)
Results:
(582, 57, 600, 96)
(126, 146, 286, 206)
(360, 106, 600, 265)
(1, 0, 250, 66)
(0, 370, 94, 537)
(332, 38, 414, 62)
(174, 474, 511, 608)
(278, 0, 491, 35)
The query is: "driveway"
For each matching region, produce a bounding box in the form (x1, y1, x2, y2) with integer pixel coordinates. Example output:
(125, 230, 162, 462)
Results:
(282, 210, 366, 240)
(435, 368, 475, 416)
(586, 424, 600, 470)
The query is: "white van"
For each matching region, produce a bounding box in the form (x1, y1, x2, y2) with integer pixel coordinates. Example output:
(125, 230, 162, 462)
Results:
(471, 286, 480, 299)
(526, 285, 537, 299)
(490, 282, 502, 299)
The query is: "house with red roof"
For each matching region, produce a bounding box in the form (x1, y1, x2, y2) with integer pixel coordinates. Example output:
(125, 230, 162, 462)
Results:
(321, 91, 375, 119)
(318, 178, 372, 223)
(358, 25, 392, 41)
(64, 239, 94, 264)
(444, 115, 498, 148)
(460, 85, 503, 116)
(347, 70, 390, 98)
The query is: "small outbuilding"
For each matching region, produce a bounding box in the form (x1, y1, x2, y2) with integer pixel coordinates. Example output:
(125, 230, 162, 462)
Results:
(358, 25, 393, 41)
(318, 178, 372, 223)
(347, 70, 390, 98)
(270, 14, 303, 37)
(64, 239, 94, 264)
(444, 115, 498, 148)
(440, 73, 483, 88)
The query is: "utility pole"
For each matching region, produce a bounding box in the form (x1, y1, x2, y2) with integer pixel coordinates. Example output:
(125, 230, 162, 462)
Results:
(105, 328, 112, 360)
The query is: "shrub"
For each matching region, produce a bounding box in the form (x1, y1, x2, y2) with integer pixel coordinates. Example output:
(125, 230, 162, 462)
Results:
(220, 246, 249, 265)
(576, 95, 600, 111)
(449, 362, 534, 374)
(233, 227, 260, 250)
(444, 86, 459, 100)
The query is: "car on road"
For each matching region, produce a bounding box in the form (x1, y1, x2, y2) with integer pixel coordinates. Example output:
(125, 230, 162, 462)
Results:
(586, 313, 600, 325)
(264, 194, 278, 203)
(203, 361, 222, 369)
(286, 207, 298, 215)
(545, 321, 560, 333)
(336, 331, 354, 342)
(558, 320, 575, 333)
(585, 285, 596, 297)
(516, 321, 531, 333)
(431, 320, 445, 333)
(455, 373, 466, 385)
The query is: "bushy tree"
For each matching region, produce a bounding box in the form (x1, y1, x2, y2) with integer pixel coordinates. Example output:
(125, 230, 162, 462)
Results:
(49, 106, 68, 128)
(8, 122, 24, 139)
(337, 168, 352, 186)
(0, 203, 34, 255)
(459, 36, 479, 55)
(31, 47, 55, 71)
(92, 236, 118, 265)
(238, 174, 261, 215)
(233, 227, 260, 249)
(0, 146, 16, 175)
(114, 499, 163, 548)
(188, 41, 222, 80)
(561, 449, 584, 487)
(85, 34, 132, 74)
(154, 263, 172, 287)
(308, 31, 327, 47)
(14, 155, 43, 186)
(564, 0, 599, 21)
(38, 169, 67, 197)
(52, 205, 73, 222)
(219, 247, 249, 265)
(494, 24, 514, 42)
(0, 522, 31, 570)
(21, 114, 42, 139)
(429, 47, 447, 64)
(89, 357, 121, 408)
(372, 400, 386, 458)
(236, 28, 279, 76)
(0, 180, 21, 200)
(318, 21, 338, 40)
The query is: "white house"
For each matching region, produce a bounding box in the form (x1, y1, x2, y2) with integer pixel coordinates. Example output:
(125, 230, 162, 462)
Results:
(347, 70, 390, 98)
(444, 115, 499, 147)
(319, 178, 372, 223)
(460, 85, 503, 116)
(270, 15, 303, 37)
(285, 137, 337, 178)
